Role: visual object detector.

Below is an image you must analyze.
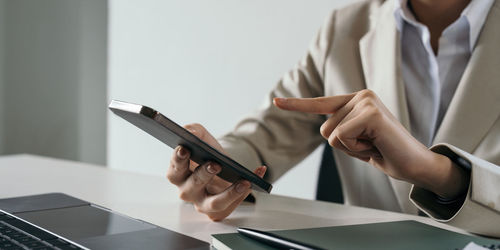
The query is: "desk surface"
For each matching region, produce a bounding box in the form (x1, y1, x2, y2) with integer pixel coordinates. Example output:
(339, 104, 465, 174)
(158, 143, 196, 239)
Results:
(0, 154, 468, 243)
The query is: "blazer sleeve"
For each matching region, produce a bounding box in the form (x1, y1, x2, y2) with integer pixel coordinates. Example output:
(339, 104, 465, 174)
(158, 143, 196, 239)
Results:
(410, 143, 500, 237)
(217, 11, 338, 182)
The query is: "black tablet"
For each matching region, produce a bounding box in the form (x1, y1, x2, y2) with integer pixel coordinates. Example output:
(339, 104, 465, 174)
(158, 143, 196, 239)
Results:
(109, 100, 272, 193)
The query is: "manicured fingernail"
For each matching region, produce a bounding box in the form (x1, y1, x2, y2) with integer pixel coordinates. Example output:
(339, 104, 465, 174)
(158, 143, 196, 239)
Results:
(273, 98, 285, 104)
(255, 166, 262, 175)
(236, 181, 250, 193)
(258, 166, 266, 175)
(206, 163, 220, 174)
(177, 147, 188, 159)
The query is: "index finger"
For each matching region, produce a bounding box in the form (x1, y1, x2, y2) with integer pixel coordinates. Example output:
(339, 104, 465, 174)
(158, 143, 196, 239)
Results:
(273, 94, 355, 114)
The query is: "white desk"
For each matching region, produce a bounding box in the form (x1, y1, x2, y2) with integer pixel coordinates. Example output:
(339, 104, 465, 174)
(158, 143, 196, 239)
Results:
(0, 154, 468, 243)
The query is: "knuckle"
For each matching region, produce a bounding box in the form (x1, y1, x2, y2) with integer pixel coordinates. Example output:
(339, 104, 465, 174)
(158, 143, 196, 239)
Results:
(356, 89, 377, 101)
(170, 158, 188, 174)
(359, 98, 376, 109)
(328, 133, 335, 145)
(179, 190, 191, 201)
(170, 155, 179, 166)
(328, 136, 335, 147)
(358, 89, 376, 99)
(207, 200, 223, 212)
(320, 123, 330, 138)
(333, 126, 345, 138)
(166, 171, 176, 183)
(191, 173, 204, 186)
(170, 158, 180, 169)
(329, 134, 342, 149)
(366, 107, 383, 120)
(329, 140, 338, 149)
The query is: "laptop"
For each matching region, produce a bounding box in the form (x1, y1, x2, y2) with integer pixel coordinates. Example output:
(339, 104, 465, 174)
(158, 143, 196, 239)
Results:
(0, 193, 209, 250)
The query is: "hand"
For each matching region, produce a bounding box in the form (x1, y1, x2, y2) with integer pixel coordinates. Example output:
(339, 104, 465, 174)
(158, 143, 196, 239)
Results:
(274, 90, 468, 199)
(167, 123, 267, 221)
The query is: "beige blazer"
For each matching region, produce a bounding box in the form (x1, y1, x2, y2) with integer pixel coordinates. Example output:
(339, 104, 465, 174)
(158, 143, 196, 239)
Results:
(219, 0, 500, 237)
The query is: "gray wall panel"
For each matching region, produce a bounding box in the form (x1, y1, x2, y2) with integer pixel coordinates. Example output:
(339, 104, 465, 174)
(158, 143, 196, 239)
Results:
(0, 0, 4, 154)
(2, 0, 107, 164)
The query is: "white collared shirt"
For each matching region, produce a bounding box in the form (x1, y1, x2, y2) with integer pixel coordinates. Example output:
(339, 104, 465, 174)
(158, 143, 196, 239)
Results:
(394, 0, 494, 146)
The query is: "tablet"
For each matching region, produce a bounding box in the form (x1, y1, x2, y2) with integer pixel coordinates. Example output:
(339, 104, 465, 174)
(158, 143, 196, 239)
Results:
(109, 100, 272, 193)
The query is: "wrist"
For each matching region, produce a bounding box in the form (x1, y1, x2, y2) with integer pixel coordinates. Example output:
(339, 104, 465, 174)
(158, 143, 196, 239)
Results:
(414, 151, 470, 199)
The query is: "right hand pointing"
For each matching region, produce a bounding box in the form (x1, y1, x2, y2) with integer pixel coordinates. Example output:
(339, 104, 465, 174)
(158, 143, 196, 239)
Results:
(166, 123, 267, 221)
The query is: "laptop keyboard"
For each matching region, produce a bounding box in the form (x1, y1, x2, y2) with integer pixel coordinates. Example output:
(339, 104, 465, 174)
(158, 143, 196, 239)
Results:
(0, 211, 82, 250)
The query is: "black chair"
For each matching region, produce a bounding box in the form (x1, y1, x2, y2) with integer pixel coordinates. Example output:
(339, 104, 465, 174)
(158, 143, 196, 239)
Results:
(316, 143, 344, 204)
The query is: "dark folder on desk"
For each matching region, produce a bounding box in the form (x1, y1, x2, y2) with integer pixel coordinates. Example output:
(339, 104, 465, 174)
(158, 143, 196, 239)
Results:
(212, 220, 500, 250)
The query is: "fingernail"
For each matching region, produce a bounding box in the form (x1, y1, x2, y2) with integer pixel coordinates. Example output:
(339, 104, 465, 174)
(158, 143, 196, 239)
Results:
(257, 166, 266, 175)
(177, 147, 188, 159)
(186, 128, 196, 134)
(236, 181, 250, 193)
(206, 163, 220, 174)
(273, 97, 284, 104)
(255, 166, 263, 175)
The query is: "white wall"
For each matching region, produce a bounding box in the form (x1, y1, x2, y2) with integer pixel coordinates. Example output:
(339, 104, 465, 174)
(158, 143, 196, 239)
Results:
(1, 0, 107, 165)
(108, 0, 350, 200)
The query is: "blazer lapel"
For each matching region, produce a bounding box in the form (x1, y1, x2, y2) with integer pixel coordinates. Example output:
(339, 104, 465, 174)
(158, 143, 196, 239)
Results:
(359, 0, 417, 214)
(359, 1, 410, 131)
(433, 1, 500, 152)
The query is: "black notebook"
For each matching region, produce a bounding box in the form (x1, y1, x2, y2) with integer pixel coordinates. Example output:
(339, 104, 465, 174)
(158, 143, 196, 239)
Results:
(212, 220, 500, 250)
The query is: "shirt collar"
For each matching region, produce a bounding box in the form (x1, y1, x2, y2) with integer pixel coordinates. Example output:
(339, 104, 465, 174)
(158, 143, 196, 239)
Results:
(393, 0, 494, 51)
(462, 0, 495, 50)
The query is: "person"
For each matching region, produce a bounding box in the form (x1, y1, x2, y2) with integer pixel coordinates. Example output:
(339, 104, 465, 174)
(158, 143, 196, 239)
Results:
(166, 0, 500, 237)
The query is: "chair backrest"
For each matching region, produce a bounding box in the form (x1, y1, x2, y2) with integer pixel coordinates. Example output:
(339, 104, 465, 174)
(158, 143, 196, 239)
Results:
(316, 143, 344, 203)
